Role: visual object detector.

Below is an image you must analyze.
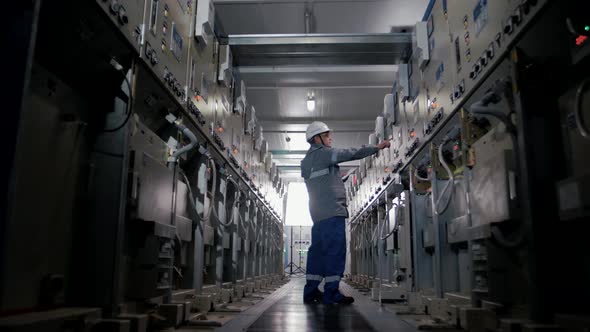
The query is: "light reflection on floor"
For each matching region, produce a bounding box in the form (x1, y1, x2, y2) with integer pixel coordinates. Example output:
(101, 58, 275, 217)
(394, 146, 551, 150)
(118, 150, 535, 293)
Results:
(246, 278, 376, 332)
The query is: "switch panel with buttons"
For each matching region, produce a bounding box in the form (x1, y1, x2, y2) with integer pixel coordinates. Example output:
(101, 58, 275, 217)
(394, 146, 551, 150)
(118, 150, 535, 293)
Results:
(141, 0, 192, 105)
(96, 0, 146, 53)
(446, 0, 548, 108)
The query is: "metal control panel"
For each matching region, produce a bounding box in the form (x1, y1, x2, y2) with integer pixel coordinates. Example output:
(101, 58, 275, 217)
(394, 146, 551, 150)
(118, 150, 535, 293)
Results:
(218, 44, 233, 87)
(142, 0, 193, 104)
(447, 0, 547, 106)
(403, 52, 424, 163)
(195, 0, 215, 46)
(187, 41, 215, 129)
(95, 0, 147, 53)
(420, 0, 453, 141)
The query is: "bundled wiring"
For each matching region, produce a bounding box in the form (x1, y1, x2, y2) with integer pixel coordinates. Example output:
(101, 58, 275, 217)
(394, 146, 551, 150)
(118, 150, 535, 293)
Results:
(205, 158, 217, 223)
(435, 140, 454, 215)
(215, 178, 239, 228)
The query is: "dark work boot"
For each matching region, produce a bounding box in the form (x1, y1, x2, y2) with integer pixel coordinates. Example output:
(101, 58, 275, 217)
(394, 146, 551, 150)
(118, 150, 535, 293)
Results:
(303, 289, 324, 304)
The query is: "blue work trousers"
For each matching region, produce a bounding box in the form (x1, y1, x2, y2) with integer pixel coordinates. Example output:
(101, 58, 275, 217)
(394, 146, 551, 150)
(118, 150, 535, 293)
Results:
(303, 216, 346, 304)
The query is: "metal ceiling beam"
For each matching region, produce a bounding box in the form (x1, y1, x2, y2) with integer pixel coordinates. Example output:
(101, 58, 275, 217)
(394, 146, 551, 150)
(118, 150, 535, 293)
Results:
(248, 85, 391, 90)
(260, 119, 375, 128)
(228, 33, 412, 66)
(264, 129, 373, 133)
(215, 0, 392, 4)
(238, 65, 397, 73)
(277, 165, 358, 169)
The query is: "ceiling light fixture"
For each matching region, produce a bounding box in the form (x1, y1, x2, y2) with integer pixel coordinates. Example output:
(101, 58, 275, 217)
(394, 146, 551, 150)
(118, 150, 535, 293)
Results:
(307, 91, 316, 112)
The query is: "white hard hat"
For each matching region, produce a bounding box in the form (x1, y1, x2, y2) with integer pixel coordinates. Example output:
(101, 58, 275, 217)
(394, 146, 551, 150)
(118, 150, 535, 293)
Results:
(306, 121, 331, 142)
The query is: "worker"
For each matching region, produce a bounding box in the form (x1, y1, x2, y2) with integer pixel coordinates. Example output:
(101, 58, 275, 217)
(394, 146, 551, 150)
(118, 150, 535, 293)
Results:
(301, 121, 390, 304)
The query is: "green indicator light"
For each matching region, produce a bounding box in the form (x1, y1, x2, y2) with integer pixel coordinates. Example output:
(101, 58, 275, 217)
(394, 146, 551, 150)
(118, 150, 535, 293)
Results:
(585, 26, 590, 32)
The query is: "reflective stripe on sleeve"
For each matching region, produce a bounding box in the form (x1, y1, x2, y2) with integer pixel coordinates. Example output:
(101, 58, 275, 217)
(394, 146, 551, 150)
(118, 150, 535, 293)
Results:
(309, 168, 330, 179)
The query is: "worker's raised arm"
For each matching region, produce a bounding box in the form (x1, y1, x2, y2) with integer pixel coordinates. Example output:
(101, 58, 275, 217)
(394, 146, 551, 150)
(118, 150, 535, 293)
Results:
(328, 140, 390, 164)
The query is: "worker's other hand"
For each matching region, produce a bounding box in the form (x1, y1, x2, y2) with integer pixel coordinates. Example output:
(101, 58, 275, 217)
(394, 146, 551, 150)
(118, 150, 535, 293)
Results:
(377, 140, 391, 149)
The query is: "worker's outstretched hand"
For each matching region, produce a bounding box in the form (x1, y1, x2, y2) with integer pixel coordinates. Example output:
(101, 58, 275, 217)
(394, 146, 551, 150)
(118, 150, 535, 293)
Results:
(377, 140, 391, 149)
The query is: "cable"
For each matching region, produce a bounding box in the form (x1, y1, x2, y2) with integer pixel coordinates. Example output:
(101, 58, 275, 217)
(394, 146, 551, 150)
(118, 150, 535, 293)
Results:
(202, 158, 217, 223)
(491, 227, 526, 248)
(434, 140, 454, 215)
(371, 223, 379, 243)
(575, 77, 590, 139)
(470, 104, 517, 134)
(468, 80, 529, 249)
(179, 170, 203, 231)
(414, 168, 429, 182)
(381, 203, 398, 241)
(168, 119, 199, 161)
(102, 76, 133, 132)
(102, 59, 134, 132)
(217, 186, 239, 228)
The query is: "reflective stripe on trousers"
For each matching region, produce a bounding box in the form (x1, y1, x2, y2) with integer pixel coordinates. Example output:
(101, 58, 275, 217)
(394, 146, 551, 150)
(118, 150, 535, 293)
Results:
(306, 274, 323, 281)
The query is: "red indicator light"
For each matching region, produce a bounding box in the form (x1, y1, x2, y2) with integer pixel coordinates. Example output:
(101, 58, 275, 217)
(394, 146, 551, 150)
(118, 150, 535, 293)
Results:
(576, 35, 588, 46)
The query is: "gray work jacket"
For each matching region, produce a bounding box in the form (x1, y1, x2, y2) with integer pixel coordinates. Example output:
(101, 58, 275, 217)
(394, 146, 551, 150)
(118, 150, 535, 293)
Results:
(301, 143, 379, 222)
